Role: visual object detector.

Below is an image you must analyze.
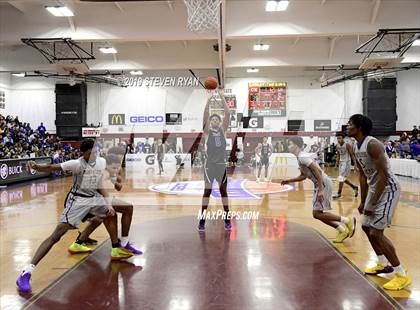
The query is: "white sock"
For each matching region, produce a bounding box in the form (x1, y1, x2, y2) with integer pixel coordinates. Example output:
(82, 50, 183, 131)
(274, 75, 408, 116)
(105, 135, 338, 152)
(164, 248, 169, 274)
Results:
(337, 224, 346, 233)
(120, 236, 129, 247)
(393, 265, 406, 276)
(377, 255, 388, 266)
(23, 264, 35, 275)
(340, 216, 349, 224)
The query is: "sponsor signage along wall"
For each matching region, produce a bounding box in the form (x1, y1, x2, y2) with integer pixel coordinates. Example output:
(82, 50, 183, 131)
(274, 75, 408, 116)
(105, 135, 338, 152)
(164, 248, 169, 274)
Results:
(314, 120, 332, 131)
(108, 114, 125, 125)
(242, 116, 264, 128)
(0, 157, 52, 186)
(165, 113, 183, 125)
(82, 128, 101, 137)
(129, 115, 164, 124)
(287, 120, 305, 132)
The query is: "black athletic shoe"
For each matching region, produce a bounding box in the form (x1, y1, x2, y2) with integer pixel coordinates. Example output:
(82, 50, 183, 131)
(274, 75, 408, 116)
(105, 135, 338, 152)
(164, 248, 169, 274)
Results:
(77, 232, 98, 245)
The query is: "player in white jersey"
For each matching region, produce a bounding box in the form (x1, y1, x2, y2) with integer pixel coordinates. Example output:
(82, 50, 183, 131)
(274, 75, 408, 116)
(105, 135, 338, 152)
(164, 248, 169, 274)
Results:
(333, 132, 358, 199)
(347, 114, 411, 291)
(16, 139, 133, 293)
(68, 150, 143, 255)
(280, 137, 356, 243)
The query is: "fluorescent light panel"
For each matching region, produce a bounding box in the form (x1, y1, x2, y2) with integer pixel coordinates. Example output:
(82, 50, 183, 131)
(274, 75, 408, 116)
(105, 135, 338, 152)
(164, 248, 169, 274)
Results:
(247, 68, 259, 73)
(99, 47, 117, 54)
(130, 70, 143, 75)
(266, 0, 289, 12)
(412, 39, 420, 47)
(12, 73, 25, 77)
(45, 6, 74, 17)
(254, 44, 270, 51)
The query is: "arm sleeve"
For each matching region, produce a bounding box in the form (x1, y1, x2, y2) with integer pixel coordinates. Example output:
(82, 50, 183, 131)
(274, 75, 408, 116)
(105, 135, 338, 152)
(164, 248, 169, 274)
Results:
(298, 154, 313, 167)
(60, 160, 80, 174)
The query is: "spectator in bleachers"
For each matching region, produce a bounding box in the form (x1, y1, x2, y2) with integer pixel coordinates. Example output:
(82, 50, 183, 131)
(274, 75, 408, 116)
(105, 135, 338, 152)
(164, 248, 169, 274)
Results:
(0, 114, 79, 160)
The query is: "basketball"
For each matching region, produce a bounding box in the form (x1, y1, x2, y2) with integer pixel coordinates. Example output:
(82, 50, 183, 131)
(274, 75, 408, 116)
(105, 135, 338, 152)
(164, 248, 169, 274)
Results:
(204, 76, 218, 90)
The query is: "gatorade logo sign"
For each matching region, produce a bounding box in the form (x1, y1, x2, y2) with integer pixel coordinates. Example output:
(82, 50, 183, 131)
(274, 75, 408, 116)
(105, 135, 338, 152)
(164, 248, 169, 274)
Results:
(242, 116, 263, 128)
(145, 155, 155, 165)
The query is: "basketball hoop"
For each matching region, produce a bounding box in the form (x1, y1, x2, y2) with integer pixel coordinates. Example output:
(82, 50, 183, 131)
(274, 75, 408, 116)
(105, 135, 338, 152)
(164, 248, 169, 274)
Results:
(183, 0, 221, 33)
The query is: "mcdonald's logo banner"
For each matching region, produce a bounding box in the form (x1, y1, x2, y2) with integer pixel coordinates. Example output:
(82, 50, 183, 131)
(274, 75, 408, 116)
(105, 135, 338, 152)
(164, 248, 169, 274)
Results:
(109, 114, 125, 125)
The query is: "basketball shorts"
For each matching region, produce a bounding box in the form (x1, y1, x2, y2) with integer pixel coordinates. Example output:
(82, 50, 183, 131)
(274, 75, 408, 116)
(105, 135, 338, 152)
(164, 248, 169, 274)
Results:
(60, 192, 109, 228)
(363, 185, 400, 230)
(260, 156, 269, 167)
(204, 163, 227, 188)
(312, 177, 333, 211)
(338, 160, 351, 182)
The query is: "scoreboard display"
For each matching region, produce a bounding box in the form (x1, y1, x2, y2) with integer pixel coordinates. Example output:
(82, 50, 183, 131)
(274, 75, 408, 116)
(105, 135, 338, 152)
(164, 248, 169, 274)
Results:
(248, 82, 287, 117)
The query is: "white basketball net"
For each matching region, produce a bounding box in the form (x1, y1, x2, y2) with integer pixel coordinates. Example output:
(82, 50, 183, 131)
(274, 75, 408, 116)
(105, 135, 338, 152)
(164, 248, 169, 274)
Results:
(183, 0, 221, 33)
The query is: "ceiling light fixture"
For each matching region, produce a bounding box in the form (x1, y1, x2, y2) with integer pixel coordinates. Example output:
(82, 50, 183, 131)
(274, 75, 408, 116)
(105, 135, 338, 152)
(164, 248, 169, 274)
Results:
(130, 70, 143, 75)
(412, 39, 420, 46)
(99, 47, 117, 54)
(247, 68, 259, 73)
(12, 73, 25, 77)
(266, 0, 289, 12)
(45, 6, 74, 17)
(253, 44, 270, 51)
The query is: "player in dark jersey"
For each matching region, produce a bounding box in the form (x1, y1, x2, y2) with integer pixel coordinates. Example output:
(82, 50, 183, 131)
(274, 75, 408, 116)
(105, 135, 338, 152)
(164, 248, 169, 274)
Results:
(257, 136, 272, 182)
(198, 89, 231, 231)
(156, 139, 165, 175)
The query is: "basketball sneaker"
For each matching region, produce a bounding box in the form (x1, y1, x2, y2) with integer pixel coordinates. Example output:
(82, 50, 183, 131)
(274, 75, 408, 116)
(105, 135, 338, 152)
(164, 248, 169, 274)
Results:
(264, 177, 269, 182)
(353, 187, 359, 197)
(383, 272, 411, 291)
(224, 222, 232, 231)
(364, 263, 394, 275)
(16, 272, 32, 292)
(346, 216, 356, 238)
(333, 230, 349, 243)
(333, 193, 342, 199)
(68, 242, 92, 254)
(77, 232, 98, 245)
(111, 247, 133, 261)
(198, 223, 205, 231)
(124, 243, 143, 255)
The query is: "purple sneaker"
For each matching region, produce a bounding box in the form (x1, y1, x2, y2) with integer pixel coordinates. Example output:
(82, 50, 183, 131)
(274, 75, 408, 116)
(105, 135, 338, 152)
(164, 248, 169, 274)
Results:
(224, 222, 232, 231)
(124, 243, 143, 255)
(198, 223, 205, 231)
(16, 272, 32, 292)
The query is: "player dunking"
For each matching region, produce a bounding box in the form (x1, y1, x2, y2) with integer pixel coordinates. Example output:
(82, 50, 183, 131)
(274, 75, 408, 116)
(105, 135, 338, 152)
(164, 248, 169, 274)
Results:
(347, 114, 411, 290)
(198, 89, 231, 231)
(333, 133, 359, 199)
(16, 139, 133, 293)
(257, 136, 272, 182)
(279, 137, 356, 243)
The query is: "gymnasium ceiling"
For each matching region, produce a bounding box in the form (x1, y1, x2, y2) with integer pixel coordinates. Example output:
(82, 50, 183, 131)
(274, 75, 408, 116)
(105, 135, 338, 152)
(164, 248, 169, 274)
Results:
(0, 0, 419, 74)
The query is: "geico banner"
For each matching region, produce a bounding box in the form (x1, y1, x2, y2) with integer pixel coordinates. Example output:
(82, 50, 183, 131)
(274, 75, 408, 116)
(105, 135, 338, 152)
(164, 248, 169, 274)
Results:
(0, 157, 52, 186)
(82, 128, 101, 137)
(128, 115, 164, 125)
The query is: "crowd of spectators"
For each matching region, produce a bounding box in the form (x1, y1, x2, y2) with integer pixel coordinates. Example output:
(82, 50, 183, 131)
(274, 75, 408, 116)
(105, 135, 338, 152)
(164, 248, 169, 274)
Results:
(385, 126, 420, 160)
(0, 114, 80, 161)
